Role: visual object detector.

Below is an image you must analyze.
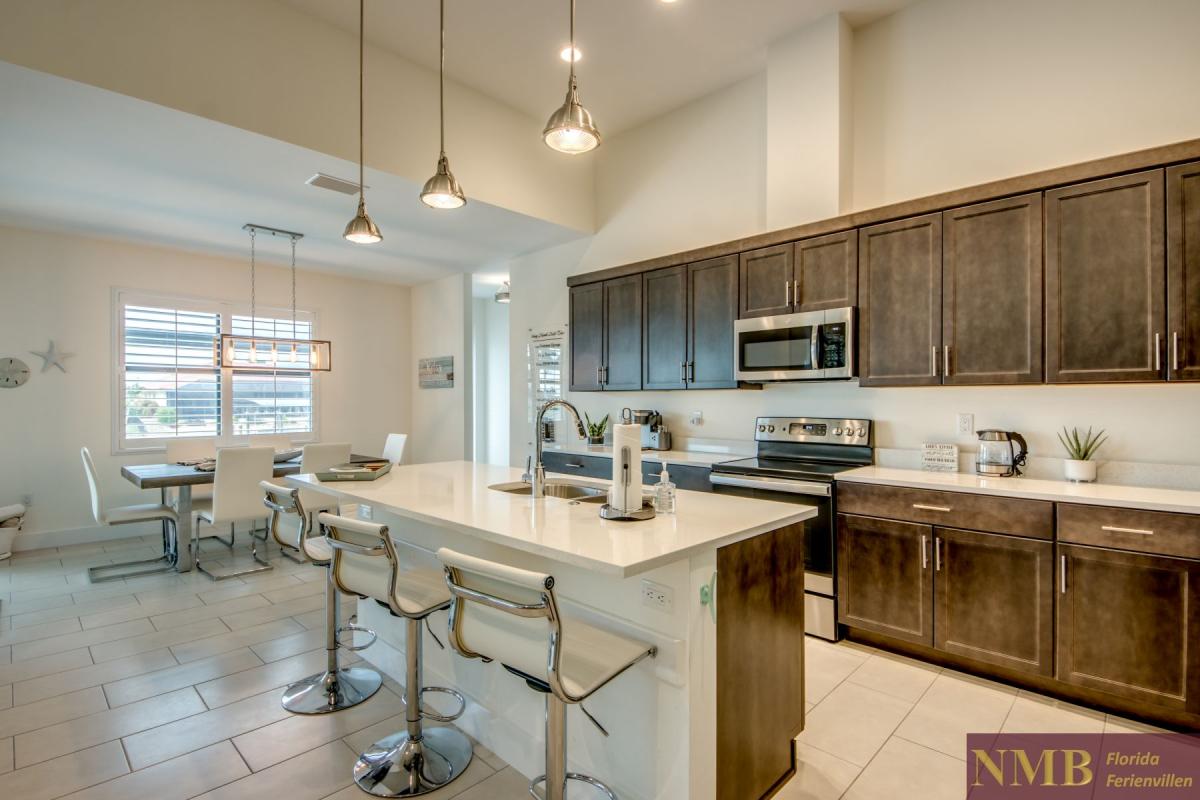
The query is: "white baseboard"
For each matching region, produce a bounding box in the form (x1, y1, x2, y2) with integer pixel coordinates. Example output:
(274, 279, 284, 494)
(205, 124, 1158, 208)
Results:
(12, 521, 161, 552)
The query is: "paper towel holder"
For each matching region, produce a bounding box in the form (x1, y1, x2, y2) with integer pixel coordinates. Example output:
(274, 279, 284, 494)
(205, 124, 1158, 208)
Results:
(599, 500, 656, 521)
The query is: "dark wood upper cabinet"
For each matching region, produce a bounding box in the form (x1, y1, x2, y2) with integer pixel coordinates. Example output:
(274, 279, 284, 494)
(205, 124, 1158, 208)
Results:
(942, 194, 1044, 385)
(1046, 169, 1166, 383)
(933, 527, 1054, 676)
(1057, 544, 1200, 712)
(858, 213, 943, 386)
(739, 244, 793, 319)
(837, 514, 933, 647)
(688, 256, 738, 389)
(602, 275, 643, 391)
(1168, 161, 1200, 381)
(795, 230, 857, 312)
(568, 282, 604, 391)
(642, 266, 688, 390)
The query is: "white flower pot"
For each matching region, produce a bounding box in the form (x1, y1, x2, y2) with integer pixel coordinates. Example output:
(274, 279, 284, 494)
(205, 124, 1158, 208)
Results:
(1064, 459, 1098, 483)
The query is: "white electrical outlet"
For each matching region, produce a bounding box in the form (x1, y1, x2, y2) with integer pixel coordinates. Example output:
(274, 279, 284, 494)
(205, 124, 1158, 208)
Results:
(21, 493, 32, 507)
(641, 579, 674, 612)
(956, 413, 974, 436)
(357, 505, 373, 521)
(690, 410, 704, 426)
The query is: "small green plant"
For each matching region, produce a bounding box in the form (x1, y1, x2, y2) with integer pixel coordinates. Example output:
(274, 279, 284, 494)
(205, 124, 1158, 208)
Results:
(1058, 426, 1107, 461)
(584, 412, 609, 440)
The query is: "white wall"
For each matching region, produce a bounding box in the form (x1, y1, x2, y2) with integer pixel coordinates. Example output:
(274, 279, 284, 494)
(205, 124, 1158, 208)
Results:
(409, 273, 470, 464)
(507, 0, 1200, 476)
(0, 225, 411, 544)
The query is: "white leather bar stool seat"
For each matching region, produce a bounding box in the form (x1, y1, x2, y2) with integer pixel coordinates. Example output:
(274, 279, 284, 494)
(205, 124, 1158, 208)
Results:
(323, 513, 472, 797)
(437, 548, 656, 800)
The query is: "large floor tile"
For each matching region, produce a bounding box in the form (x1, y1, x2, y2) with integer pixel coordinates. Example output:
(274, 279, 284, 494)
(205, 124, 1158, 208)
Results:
(12, 594, 137, 630)
(259, 580, 326, 604)
(232, 686, 405, 771)
(16, 686, 207, 767)
(0, 646, 93, 685)
(150, 594, 270, 631)
(0, 617, 82, 648)
(0, 687, 108, 739)
(249, 627, 325, 662)
(843, 736, 965, 800)
(321, 752, 498, 800)
(894, 672, 1017, 759)
(795, 682, 913, 767)
(59, 741, 250, 800)
(0, 592, 75, 617)
(197, 574, 304, 605)
(0, 740, 129, 800)
(1103, 715, 1168, 734)
(13, 648, 177, 705)
(90, 618, 229, 662)
(194, 647, 354, 709)
(0, 685, 10, 711)
(846, 650, 941, 704)
(805, 639, 871, 706)
(122, 687, 292, 770)
(220, 593, 324, 630)
(104, 647, 262, 707)
(1001, 692, 1105, 734)
(170, 618, 304, 663)
(13, 618, 155, 661)
(78, 593, 202, 630)
(0, 737, 11, 775)
(775, 742, 862, 800)
(196, 740, 360, 800)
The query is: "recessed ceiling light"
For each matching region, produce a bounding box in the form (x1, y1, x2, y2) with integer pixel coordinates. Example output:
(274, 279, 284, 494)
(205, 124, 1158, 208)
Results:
(560, 46, 581, 62)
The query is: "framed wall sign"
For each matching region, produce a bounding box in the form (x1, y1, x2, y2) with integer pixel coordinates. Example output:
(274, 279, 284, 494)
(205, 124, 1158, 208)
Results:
(418, 356, 454, 388)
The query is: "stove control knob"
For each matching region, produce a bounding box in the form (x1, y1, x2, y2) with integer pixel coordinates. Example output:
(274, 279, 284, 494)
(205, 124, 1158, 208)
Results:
(758, 425, 766, 433)
(767, 425, 775, 433)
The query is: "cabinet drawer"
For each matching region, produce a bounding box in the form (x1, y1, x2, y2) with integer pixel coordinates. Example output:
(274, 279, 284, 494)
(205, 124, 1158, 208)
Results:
(837, 481, 1053, 539)
(540, 451, 611, 480)
(1057, 504, 1200, 560)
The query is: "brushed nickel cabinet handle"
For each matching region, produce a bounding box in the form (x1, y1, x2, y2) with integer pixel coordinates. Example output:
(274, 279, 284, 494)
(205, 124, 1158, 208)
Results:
(1101, 525, 1154, 536)
(681, 361, 687, 383)
(931, 346, 938, 377)
(913, 503, 952, 512)
(934, 537, 942, 571)
(688, 361, 695, 382)
(1154, 332, 1161, 371)
(794, 279, 800, 305)
(785, 279, 791, 307)
(920, 535, 928, 569)
(1060, 554, 1067, 594)
(1174, 331, 1181, 372)
(943, 345, 951, 377)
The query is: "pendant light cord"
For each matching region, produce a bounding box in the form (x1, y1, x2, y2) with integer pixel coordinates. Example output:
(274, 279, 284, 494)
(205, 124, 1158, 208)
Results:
(290, 236, 298, 337)
(439, 0, 446, 157)
(248, 227, 257, 337)
(358, 0, 365, 200)
(569, 0, 576, 86)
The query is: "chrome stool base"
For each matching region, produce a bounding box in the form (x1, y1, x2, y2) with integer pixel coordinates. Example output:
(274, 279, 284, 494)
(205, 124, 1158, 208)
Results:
(529, 773, 618, 800)
(352, 726, 474, 797)
(281, 666, 382, 714)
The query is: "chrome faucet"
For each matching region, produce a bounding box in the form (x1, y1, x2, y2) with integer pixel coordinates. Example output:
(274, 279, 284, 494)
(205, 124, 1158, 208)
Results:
(533, 400, 588, 499)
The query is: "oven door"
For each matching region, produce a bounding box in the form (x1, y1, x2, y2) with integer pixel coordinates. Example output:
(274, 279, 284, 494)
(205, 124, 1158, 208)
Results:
(734, 311, 825, 381)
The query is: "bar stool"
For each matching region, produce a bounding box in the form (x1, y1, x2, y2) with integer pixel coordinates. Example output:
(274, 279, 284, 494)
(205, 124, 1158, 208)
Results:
(437, 548, 657, 800)
(323, 513, 473, 797)
(261, 482, 381, 713)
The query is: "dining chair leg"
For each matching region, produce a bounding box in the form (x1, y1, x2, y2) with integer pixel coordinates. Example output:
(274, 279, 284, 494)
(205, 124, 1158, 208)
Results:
(195, 521, 274, 581)
(87, 519, 177, 584)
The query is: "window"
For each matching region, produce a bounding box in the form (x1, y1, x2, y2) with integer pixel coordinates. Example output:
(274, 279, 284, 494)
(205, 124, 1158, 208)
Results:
(115, 292, 317, 451)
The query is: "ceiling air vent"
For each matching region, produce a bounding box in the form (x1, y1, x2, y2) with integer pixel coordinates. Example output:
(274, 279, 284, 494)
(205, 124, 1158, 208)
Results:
(305, 172, 367, 195)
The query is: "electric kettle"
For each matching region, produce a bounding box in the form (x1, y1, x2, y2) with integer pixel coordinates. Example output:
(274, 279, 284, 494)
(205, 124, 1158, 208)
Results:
(976, 430, 1028, 477)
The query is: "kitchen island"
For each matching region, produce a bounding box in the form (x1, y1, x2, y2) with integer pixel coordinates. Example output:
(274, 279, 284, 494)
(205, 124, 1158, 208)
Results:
(286, 460, 815, 800)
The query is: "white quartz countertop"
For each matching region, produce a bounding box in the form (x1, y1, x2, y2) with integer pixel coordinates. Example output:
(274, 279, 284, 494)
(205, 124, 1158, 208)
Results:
(286, 460, 815, 577)
(541, 442, 742, 468)
(837, 466, 1200, 515)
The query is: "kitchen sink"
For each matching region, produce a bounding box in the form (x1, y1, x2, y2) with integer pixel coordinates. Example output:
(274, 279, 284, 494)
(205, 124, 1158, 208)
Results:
(489, 481, 608, 503)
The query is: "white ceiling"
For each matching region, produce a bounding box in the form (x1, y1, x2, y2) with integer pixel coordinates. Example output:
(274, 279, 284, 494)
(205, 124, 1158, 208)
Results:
(284, 0, 911, 135)
(0, 62, 580, 285)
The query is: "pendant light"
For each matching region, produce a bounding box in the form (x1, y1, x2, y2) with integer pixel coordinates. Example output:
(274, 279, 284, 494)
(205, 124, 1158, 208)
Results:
(420, 0, 466, 209)
(220, 225, 333, 372)
(494, 280, 511, 304)
(543, 0, 600, 154)
(343, 0, 383, 243)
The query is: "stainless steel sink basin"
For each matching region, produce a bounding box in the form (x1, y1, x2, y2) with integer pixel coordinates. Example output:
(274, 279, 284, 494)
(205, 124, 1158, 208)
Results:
(489, 481, 608, 503)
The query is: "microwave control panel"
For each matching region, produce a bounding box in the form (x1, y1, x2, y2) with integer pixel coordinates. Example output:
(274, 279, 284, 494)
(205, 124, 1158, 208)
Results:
(820, 322, 848, 368)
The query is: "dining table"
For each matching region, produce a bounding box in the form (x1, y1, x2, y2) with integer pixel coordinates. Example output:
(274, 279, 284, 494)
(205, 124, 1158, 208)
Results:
(120, 453, 378, 572)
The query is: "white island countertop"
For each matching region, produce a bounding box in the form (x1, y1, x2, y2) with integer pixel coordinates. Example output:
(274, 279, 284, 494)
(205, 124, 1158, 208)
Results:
(286, 460, 815, 577)
(837, 466, 1200, 515)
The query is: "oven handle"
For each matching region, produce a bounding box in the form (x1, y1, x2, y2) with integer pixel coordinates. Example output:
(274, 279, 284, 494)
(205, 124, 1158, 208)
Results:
(709, 473, 831, 497)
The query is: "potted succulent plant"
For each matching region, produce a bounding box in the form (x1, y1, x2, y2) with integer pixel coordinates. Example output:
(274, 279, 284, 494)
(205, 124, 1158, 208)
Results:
(1057, 426, 1107, 483)
(584, 412, 609, 446)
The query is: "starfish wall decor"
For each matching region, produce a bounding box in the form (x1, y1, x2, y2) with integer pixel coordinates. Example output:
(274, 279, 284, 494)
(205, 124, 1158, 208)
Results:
(30, 340, 73, 373)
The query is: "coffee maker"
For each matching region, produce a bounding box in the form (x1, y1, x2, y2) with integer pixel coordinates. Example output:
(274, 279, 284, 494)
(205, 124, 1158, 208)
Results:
(623, 408, 672, 451)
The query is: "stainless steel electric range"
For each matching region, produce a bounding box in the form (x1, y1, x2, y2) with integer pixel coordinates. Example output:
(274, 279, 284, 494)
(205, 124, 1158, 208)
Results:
(709, 416, 874, 641)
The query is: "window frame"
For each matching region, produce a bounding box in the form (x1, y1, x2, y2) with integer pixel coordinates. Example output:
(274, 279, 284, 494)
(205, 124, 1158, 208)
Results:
(111, 288, 321, 455)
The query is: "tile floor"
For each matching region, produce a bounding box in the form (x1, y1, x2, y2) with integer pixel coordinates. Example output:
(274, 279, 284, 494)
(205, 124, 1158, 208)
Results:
(0, 534, 1167, 800)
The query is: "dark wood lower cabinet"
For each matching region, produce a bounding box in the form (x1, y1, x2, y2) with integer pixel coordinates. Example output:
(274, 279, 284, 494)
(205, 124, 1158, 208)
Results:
(1057, 543, 1200, 712)
(933, 527, 1053, 676)
(837, 514, 933, 646)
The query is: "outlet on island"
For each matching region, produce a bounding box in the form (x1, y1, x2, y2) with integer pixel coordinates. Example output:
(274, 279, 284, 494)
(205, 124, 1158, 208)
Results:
(641, 579, 674, 612)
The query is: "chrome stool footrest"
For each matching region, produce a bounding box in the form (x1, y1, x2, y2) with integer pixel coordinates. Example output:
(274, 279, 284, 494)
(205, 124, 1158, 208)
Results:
(415, 686, 466, 723)
(529, 773, 618, 800)
(336, 623, 377, 651)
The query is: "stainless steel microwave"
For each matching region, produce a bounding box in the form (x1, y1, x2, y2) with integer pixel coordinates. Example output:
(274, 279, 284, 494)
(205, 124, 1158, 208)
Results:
(734, 307, 854, 382)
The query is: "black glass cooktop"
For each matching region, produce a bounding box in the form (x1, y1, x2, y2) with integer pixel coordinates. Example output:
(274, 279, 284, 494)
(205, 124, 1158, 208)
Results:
(712, 457, 858, 482)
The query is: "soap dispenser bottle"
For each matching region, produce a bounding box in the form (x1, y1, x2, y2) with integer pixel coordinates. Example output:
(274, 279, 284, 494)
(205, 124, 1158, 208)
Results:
(654, 459, 676, 514)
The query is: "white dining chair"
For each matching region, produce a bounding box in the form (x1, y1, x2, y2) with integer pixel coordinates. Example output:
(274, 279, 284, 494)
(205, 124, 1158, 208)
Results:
(164, 438, 216, 512)
(80, 447, 178, 583)
(248, 434, 294, 453)
(193, 445, 275, 580)
(298, 442, 351, 514)
(382, 433, 408, 465)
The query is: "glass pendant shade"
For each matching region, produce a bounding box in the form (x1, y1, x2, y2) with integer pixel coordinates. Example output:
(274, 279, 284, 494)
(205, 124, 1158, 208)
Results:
(543, 79, 600, 154)
(343, 197, 382, 244)
(421, 155, 466, 209)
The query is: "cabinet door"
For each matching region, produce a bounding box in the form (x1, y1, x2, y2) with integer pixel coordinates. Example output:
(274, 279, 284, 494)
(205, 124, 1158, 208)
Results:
(1168, 161, 1200, 381)
(642, 266, 688, 390)
(837, 514, 933, 646)
(568, 283, 604, 391)
(1057, 544, 1200, 711)
(858, 213, 943, 386)
(933, 527, 1053, 676)
(942, 194, 1044, 385)
(602, 275, 643, 391)
(1046, 169, 1166, 383)
(688, 255, 738, 389)
(739, 244, 793, 319)
(795, 230, 857, 312)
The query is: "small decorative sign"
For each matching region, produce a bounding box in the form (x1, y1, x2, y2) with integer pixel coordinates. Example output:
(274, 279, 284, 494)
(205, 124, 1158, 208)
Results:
(922, 443, 959, 472)
(418, 356, 454, 388)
